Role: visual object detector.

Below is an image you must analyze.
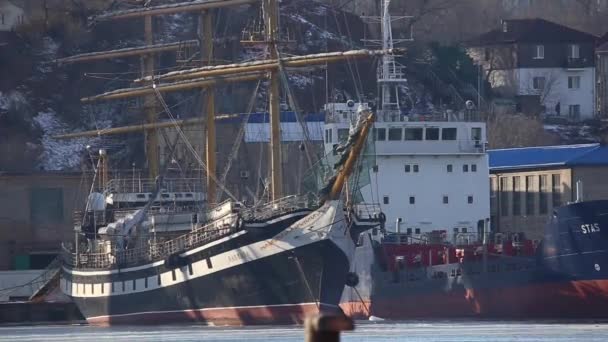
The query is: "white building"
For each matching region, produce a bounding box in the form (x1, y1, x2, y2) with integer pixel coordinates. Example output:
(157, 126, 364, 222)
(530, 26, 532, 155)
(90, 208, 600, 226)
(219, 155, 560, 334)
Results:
(467, 19, 598, 121)
(0, 1, 26, 32)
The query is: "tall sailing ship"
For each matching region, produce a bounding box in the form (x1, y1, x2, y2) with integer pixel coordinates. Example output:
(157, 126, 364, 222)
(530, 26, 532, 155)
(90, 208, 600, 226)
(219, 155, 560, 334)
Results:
(56, 0, 386, 325)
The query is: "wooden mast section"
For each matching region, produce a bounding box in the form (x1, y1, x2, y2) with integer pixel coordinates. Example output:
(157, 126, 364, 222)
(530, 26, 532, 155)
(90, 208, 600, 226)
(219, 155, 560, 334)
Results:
(201, 10, 217, 205)
(328, 110, 376, 201)
(55, 40, 199, 64)
(265, 0, 282, 201)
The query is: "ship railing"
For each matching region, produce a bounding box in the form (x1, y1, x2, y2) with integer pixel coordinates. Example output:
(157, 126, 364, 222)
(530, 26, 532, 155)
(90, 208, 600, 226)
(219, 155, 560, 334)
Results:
(326, 110, 484, 124)
(63, 218, 237, 270)
(351, 203, 382, 221)
(105, 178, 204, 194)
(240, 195, 309, 221)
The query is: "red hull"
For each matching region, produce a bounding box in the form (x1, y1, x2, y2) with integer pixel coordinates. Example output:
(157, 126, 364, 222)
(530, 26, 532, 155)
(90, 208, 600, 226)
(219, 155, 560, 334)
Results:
(87, 303, 342, 326)
(341, 279, 608, 319)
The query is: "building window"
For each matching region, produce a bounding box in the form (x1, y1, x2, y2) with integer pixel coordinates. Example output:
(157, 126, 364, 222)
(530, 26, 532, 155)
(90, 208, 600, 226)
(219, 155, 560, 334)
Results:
(409, 196, 415, 204)
(413, 164, 419, 173)
(415, 228, 421, 234)
(539, 175, 549, 214)
(388, 127, 402, 141)
(443, 196, 449, 204)
(526, 176, 535, 216)
(569, 44, 580, 59)
(337, 128, 349, 143)
(500, 177, 509, 217)
(383, 196, 389, 205)
(30, 188, 64, 223)
(463, 164, 469, 172)
(568, 76, 581, 89)
(534, 45, 545, 59)
(375, 128, 386, 141)
(426, 127, 440, 140)
(405, 164, 411, 173)
(326, 129, 334, 143)
(471, 164, 477, 172)
(447, 164, 453, 173)
(533, 77, 546, 90)
(552, 174, 562, 207)
(442, 128, 457, 140)
(406, 228, 412, 235)
(404, 128, 423, 141)
(569, 105, 581, 119)
(468, 195, 474, 204)
(471, 127, 482, 142)
(513, 176, 521, 216)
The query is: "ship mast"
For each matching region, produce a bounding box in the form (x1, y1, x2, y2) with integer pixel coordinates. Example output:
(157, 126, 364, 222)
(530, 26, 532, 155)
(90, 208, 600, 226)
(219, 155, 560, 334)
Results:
(57, 0, 397, 203)
(363, 0, 411, 117)
(265, 0, 282, 201)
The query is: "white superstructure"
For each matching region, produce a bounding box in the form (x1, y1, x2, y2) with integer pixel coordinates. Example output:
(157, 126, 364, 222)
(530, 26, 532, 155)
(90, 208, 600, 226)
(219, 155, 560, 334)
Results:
(322, 0, 490, 241)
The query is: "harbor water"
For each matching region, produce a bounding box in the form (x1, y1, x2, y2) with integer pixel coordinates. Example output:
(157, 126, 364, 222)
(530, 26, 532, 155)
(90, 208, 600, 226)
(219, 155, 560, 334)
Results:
(1, 321, 608, 341)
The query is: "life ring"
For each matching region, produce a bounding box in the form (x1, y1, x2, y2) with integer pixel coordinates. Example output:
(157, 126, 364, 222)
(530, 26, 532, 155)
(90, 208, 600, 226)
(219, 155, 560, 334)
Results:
(378, 212, 387, 224)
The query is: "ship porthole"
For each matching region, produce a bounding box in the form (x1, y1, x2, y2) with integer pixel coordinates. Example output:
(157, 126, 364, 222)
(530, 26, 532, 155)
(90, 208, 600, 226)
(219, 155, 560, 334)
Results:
(345, 272, 359, 287)
(595, 263, 601, 272)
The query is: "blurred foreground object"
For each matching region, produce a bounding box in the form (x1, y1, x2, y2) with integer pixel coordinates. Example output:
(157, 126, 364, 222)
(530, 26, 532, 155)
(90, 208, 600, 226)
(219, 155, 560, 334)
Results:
(305, 315, 354, 342)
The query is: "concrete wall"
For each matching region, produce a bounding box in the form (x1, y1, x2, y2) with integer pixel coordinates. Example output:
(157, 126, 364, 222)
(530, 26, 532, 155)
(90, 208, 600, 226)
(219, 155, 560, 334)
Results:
(0, 270, 43, 301)
(0, 173, 87, 271)
(572, 166, 608, 201)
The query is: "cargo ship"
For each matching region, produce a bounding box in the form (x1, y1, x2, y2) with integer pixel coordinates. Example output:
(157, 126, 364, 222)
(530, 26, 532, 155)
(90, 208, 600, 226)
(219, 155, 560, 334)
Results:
(332, 0, 608, 320)
(57, 0, 385, 325)
(340, 200, 608, 319)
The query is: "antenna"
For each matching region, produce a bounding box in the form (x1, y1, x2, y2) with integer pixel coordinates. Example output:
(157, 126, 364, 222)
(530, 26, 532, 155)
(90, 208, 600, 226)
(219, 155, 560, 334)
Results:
(361, 0, 412, 120)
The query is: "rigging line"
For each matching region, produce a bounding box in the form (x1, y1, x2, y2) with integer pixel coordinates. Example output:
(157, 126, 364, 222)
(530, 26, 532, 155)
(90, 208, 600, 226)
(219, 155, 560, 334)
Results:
(275, 58, 316, 171)
(329, 5, 364, 102)
(152, 86, 240, 203)
(215, 79, 262, 203)
(342, 10, 365, 98)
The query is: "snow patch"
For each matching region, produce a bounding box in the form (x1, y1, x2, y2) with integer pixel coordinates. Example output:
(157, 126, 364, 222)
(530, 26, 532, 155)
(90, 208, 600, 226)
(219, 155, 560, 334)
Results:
(288, 74, 314, 89)
(33, 110, 91, 171)
(0, 90, 28, 115)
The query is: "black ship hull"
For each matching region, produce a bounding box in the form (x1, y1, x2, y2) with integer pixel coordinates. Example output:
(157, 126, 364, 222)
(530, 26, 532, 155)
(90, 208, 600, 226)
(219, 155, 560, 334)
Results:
(62, 201, 354, 325)
(341, 200, 608, 319)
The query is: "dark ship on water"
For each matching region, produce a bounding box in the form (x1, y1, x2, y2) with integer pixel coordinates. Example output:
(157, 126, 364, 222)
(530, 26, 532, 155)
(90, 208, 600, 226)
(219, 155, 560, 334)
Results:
(57, 0, 386, 325)
(341, 199, 608, 319)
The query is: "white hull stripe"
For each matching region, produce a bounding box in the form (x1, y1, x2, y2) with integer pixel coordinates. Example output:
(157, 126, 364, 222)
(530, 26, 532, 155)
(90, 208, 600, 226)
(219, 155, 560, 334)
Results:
(62, 201, 345, 298)
(86, 302, 339, 321)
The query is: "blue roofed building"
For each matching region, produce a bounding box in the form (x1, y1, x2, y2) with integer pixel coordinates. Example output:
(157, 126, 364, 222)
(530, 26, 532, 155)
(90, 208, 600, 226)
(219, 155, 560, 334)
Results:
(488, 143, 608, 239)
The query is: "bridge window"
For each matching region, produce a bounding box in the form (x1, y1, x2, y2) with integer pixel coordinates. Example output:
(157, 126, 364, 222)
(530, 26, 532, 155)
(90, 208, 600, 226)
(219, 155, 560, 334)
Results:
(443, 196, 449, 204)
(338, 129, 350, 143)
(471, 164, 477, 172)
(404, 128, 423, 141)
(388, 127, 402, 141)
(383, 196, 389, 205)
(447, 164, 453, 172)
(441, 128, 457, 140)
(468, 195, 474, 204)
(406, 228, 412, 235)
(463, 164, 469, 172)
(374, 128, 386, 141)
(409, 196, 415, 204)
(413, 165, 419, 173)
(405, 165, 411, 173)
(415, 228, 421, 234)
(426, 127, 440, 140)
